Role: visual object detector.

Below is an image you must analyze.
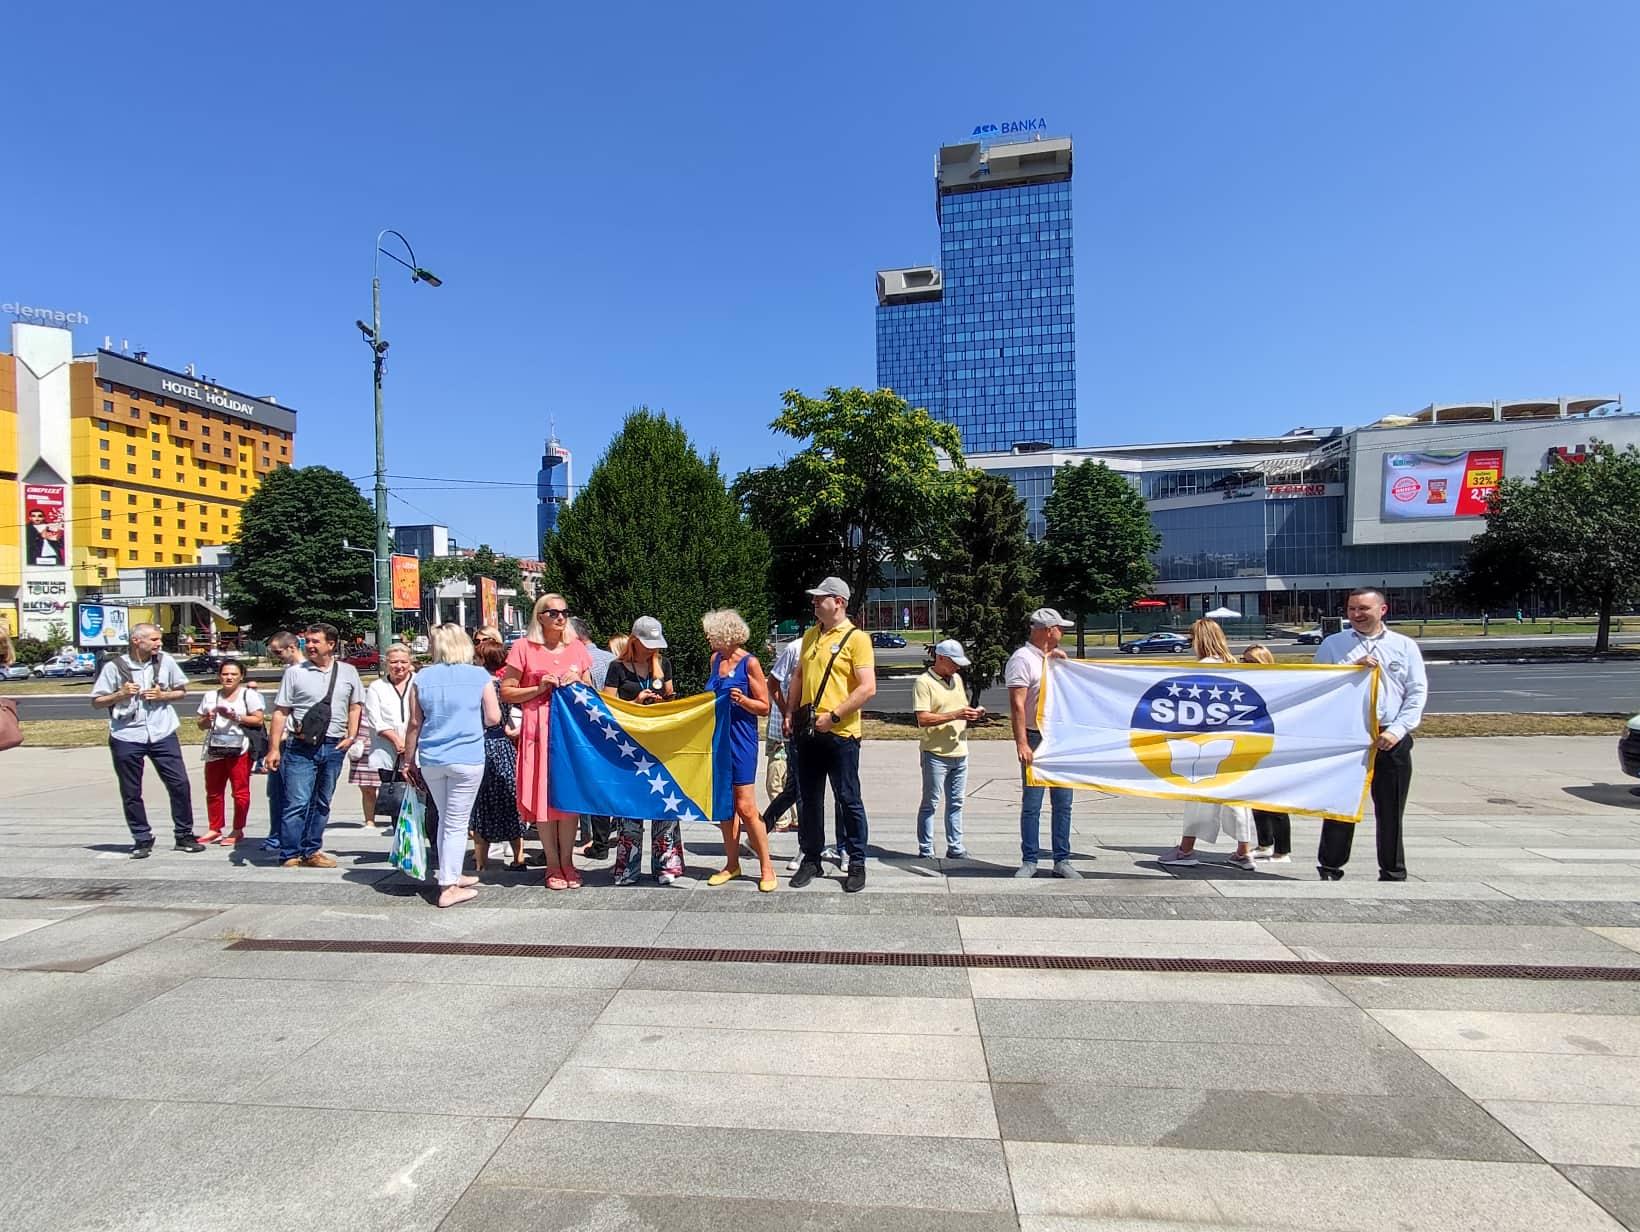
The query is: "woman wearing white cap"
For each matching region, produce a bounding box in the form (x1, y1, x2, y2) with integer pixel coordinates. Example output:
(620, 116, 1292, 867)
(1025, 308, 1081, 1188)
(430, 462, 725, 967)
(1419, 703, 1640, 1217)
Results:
(603, 616, 683, 884)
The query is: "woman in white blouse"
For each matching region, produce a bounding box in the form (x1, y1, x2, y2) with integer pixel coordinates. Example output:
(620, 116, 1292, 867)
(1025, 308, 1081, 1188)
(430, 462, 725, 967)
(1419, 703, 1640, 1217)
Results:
(362, 645, 416, 828)
(196, 659, 265, 845)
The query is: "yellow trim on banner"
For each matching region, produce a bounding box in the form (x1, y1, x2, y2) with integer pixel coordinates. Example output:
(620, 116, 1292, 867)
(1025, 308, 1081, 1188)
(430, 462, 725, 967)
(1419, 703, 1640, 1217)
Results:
(1031, 657, 1381, 824)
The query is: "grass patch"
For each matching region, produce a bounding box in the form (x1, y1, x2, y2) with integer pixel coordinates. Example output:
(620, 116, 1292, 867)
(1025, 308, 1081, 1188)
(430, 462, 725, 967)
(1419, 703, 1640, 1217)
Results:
(0, 678, 99, 696)
(19, 720, 209, 749)
(1417, 712, 1629, 737)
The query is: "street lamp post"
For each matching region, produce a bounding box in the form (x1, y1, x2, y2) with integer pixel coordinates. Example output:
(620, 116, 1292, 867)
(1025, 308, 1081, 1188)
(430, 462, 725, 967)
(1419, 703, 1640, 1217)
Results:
(360, 230, 441, 652)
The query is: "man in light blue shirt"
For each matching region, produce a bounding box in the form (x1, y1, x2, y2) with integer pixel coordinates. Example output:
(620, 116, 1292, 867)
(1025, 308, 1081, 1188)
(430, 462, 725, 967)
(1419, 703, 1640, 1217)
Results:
(1313, 588, 1428, 881)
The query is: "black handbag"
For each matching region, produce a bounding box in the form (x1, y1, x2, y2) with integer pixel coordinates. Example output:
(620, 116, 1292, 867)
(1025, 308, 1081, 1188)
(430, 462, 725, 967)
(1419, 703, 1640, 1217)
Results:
(792, 630, 856, 739)
(374, 764, 407, 819)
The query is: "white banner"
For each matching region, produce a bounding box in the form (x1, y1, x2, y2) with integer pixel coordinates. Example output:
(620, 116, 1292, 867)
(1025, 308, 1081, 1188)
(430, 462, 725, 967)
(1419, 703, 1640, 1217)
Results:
(1030, 659, 1379, 821)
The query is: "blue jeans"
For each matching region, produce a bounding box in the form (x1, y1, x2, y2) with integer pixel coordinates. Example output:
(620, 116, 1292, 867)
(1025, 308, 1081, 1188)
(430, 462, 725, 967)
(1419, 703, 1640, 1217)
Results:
(916, 751, 967, 855)
(1020, 729, 1073, 864)
(278, 738, 346, 860)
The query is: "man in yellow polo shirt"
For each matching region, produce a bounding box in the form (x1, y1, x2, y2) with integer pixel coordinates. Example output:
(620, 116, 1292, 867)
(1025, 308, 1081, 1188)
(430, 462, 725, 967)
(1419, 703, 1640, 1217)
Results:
(913, 639, 983, 860)
(786, 576, 876, 892)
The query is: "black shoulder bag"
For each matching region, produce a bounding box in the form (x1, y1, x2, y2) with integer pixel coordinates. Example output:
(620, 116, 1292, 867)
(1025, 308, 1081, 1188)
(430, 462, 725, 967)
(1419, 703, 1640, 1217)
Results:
(792, 630, 855, 741)
(294, 664, 340, 746)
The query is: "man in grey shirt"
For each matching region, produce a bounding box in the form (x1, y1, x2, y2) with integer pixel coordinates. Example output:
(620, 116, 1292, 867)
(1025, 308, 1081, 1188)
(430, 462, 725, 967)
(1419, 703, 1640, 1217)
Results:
(91, 622, 203, 857)
(265, 622, 363, 868)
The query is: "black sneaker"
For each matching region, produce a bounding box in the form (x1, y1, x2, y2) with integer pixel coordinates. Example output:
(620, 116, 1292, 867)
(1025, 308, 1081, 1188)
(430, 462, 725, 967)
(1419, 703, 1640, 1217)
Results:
(844, 864, 866, 893)
(174, 837, 206, 853)
(1317, 866, 1344, 882)
(131, 843, 155, 860)
(789, 860, 822, 888)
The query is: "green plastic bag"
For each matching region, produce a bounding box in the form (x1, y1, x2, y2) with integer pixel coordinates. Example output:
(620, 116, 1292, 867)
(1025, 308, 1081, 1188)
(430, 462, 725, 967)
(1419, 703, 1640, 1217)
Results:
(391, 788, 428, 880)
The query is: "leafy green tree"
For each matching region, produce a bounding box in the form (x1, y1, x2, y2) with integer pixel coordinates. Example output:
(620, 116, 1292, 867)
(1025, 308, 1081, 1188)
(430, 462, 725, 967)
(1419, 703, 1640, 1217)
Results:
(735, 387, 965, 618)
(920, 472, 1039, 703)
(224, 466, 375, 636)
(1448, 442, 1640, 652)
(1037, 460, 1161, 656)
(421, 544, 527, 595)
(545, 410, 771, 688)
(732, 464, 851, 625)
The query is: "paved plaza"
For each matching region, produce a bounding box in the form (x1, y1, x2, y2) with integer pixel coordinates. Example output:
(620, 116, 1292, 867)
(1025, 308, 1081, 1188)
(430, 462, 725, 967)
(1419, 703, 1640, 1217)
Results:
(3, 737, 1640, 1230)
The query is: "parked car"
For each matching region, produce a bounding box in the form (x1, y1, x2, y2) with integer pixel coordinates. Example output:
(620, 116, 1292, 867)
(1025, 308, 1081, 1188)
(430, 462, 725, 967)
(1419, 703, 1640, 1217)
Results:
(1117, 632, 1191, 655)
(1294, 628, 1324, 646)
(343, 648, 381, 670)
(870, 632, 908, 649)
(2, 663, 32, 681)
(68, 652, 98, 676)
(1620, 714, 1640, 780)
(31, 655, 73, 678)
(178, 652, 224, 674)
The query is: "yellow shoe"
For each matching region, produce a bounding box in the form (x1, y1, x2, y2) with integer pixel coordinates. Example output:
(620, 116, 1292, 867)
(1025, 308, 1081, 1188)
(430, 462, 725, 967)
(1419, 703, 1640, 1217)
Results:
(707, 868, 742, 887)
(758, 876, 778, 893)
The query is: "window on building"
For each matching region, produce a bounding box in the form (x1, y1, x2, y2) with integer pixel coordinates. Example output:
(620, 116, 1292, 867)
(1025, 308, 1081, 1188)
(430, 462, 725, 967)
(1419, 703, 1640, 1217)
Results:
(99, 439, 109, 452)
(125, 444, 136, 456)
(202, 426, 211, 437)
(99, 459, 110, 471)
(149, 450, 159, 460)
(126, 464, 136, 474)
(102, 399, 114, 414)
(100, 528, 111, 541)
(154, 534, 164, 544)
(127, 494, 136, 504)
(128, 513, 137, 523)
(202, 444, 211, 455)
(180, 420, 189, 430)
(99, 490, 109, 502)
(100, 510, 110, 521)
(151, 469, 160, 479)
(151, 432, 160, 442)
(128, 532, 137, 543)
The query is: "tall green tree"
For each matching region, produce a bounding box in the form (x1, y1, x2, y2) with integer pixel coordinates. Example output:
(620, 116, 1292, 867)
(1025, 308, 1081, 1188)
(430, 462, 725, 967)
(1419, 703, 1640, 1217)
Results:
(1448, 442, 1640, 652)
(732, 464, 851, 624)
(545, 410, 770, 688)
(224, 466, 375, 635)
(1037, 460, 1161, 655)
(920, 472, 1039, 703)
(421, 544, 527, 595)
(735, 387, 965, 618)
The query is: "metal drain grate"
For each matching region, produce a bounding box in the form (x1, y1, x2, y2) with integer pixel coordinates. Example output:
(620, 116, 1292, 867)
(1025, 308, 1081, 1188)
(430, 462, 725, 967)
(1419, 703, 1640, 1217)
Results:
(225, 938, 1640, 981)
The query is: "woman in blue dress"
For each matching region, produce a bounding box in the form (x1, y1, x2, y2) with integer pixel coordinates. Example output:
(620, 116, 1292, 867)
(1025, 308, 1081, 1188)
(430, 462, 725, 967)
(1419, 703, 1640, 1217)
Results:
(702, 609, 777, 892)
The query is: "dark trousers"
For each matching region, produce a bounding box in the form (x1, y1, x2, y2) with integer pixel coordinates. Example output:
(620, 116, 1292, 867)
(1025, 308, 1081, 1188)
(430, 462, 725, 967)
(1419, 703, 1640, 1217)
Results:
(1253, 810, 1291, 856)
(1318, 736, 1413, 879)
(764, 738, 801, 827)
(796, 732, 868, 867)
(109, 734, 196, 845)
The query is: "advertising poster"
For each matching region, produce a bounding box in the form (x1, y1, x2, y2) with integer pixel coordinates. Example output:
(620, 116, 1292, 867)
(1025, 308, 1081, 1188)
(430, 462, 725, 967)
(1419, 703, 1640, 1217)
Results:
(23, 484, 67, 566)
(479, 576, 497, 630)
(390, 555, 421, 610)
(1381, 449, 1504, 521)
(77, 604, 130, 648)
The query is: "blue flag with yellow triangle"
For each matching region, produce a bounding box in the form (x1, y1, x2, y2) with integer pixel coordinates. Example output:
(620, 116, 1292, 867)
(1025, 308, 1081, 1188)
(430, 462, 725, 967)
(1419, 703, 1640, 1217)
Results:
(547, 684, 733, 823)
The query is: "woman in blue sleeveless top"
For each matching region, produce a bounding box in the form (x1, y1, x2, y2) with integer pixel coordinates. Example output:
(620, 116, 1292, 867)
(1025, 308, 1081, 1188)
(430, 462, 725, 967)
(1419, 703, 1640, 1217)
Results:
(703, 609, 777, 892)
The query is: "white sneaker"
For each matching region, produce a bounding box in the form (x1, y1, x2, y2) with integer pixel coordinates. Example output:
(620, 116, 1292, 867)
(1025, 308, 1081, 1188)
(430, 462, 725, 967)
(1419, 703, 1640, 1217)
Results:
(786, 853, 805, 872)
(1251, 845, 1275, 859)
(1263, 853, 1292, 863)
(825, 846, 846, 868)
(1158, 847, 1200, 867)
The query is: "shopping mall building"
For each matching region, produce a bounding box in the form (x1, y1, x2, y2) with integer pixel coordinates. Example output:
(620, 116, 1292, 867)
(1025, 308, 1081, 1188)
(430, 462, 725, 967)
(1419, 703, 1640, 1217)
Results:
(2, 321, 296, 641)
(967, 397, 1636, 622)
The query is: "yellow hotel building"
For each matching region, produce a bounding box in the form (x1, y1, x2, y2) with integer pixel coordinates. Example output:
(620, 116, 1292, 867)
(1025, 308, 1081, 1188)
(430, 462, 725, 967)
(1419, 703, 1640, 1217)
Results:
(2, 321, 296, 639)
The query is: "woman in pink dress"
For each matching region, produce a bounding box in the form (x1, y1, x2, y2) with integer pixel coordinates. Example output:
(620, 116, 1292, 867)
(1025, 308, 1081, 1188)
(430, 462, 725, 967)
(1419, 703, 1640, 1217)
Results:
(500, 593, 593, 889)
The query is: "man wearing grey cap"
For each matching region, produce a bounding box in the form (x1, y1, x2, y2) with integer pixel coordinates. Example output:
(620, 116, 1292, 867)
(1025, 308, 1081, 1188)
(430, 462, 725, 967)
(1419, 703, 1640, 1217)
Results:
(1005, 608, 1081, 878)
(913, 639, 983, 860)
(786, 576, 876, 892)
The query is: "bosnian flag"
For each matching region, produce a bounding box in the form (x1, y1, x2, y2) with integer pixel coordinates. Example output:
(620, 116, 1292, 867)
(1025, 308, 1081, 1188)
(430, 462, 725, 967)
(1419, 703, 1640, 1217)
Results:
(1029, 659, 1378, 821)
(548, 685, 733, 823)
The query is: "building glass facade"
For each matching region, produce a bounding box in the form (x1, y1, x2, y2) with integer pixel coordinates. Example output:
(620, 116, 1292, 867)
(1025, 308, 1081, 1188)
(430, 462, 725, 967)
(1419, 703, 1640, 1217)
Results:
(875, 299, 943, 419)
(938, 179, 1075, 453)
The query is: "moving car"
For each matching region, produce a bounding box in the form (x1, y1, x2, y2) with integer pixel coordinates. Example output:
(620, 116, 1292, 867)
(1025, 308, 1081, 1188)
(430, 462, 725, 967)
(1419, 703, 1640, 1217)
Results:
(1294, 628, 1324, 646)
(1117, 632, 1191, 655)
(2, 664, 32, 681)
(870, 632, 908, 649)
(1620, 714, 1640, 780)
(343, 648, 381, 670)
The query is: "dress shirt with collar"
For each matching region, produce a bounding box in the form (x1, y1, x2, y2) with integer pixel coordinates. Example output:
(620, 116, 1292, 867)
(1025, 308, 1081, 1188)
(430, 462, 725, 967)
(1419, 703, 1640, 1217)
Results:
(1314, 625, 1428, 740)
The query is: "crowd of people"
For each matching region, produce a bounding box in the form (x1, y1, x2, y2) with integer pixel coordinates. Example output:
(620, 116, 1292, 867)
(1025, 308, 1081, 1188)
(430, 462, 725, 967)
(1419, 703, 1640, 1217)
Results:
(85, 580, 1427, 902)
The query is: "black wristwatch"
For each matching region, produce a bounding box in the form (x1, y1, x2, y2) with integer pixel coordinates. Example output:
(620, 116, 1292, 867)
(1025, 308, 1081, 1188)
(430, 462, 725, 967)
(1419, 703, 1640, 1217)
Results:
(828, 710, 840, 724)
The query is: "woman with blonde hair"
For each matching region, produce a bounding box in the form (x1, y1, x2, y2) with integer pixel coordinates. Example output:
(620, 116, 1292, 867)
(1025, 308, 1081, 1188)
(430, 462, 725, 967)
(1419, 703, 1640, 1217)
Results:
(404, 623, 499, 908)
(604, 616, 682, 885)
(702, 609, 777, 892)
(500, 594, 593, 890)
(1158, 618, 1259, 872)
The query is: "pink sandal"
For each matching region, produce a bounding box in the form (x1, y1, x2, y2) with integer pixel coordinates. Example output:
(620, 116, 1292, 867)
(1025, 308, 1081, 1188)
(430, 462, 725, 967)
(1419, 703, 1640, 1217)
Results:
(546, 874, 569, 891)
(564, 870, 582, 889)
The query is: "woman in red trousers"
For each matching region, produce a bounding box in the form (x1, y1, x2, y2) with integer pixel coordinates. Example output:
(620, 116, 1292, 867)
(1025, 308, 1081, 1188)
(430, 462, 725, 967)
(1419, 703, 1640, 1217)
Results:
(196, 659, 265, 844)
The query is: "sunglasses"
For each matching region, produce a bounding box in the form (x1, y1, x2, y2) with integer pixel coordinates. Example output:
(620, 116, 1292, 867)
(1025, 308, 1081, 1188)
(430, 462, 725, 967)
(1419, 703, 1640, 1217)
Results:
(542, 609, 570, 619)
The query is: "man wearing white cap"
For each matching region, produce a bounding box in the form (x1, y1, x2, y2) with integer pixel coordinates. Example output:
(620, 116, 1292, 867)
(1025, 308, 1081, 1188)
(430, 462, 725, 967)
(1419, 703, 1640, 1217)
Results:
(1005, 608, 1081, 879)
(786, 576, 876, 892)
(913, 639, 983, 860)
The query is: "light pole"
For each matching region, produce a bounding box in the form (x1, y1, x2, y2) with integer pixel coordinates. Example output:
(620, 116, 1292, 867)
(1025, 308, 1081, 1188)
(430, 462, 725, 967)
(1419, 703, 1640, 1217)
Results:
(359, 230, 441, 652)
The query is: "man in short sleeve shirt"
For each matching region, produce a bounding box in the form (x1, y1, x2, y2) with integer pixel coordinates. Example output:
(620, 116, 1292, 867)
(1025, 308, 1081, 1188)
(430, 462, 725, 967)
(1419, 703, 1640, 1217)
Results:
(1006, 608, 1079, 879)
(786, 577, 877, 892)
(265, 622, 364, 868)
(913, 639, 982, 860)
(91, 622, 202, 857)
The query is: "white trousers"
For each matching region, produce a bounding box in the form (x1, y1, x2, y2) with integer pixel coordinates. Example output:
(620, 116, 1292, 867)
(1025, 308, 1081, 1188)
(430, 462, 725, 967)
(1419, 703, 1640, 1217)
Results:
(1182, 800, 1256, 844)
(421, 762, 485, 886)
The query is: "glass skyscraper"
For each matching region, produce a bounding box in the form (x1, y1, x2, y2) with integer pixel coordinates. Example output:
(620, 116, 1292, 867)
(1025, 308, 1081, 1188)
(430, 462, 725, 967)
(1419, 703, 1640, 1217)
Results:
(875, 134, 1076, 455)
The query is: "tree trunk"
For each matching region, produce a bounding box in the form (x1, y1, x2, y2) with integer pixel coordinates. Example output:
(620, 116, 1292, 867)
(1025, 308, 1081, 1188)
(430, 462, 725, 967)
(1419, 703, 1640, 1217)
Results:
(1076, 614, 1085, 660)
(1596, 584, 1614, 654)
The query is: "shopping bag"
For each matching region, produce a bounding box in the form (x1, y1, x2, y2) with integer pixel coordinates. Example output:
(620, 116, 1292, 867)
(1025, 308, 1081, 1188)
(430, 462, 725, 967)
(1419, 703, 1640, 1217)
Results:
(391, 789, 428, 880)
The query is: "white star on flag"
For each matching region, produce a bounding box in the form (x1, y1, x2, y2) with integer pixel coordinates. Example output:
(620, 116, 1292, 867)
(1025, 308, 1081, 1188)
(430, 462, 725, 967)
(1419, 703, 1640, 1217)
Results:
(679, 808, 700, 822)
(600, 723, 621, 742)
(1228, 687, 1245, 701)
(660, 792, 682, 813)
(1165, 682, 1182, 697)
(632, 755, 654, 776)
(1187, 684, 1203, 698)
(570, 685, 592, 705)
(646, 774, 667, 795)
(1207, 686, 1224, 700)
(616, 740, 638, 760)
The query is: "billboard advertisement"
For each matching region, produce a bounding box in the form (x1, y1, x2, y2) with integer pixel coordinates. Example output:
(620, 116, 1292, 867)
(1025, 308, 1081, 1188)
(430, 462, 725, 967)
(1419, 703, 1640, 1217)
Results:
(23, 484, 67, 566)
(390, 555, 421, 611)
(77, 603, 130, 648)
(1381, 449, 1504, 521)
(479, 576, 497, 629)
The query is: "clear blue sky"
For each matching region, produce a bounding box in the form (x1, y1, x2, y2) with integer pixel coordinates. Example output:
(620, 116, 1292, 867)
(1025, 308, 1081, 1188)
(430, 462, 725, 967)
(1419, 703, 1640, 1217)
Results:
(6, 1, 1636, 556)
